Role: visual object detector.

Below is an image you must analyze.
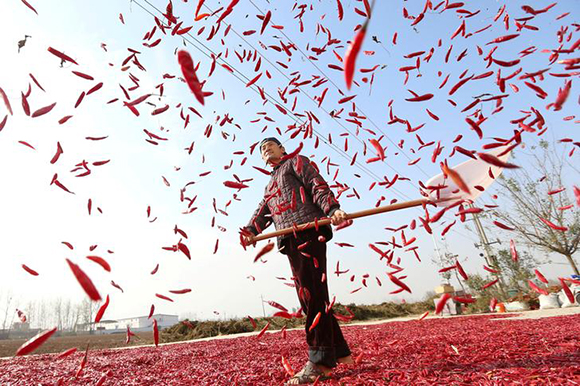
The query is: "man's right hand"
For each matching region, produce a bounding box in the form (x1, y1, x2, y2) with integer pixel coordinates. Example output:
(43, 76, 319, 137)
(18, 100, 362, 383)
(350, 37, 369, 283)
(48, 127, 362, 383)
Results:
(240, 229, 257, 248)
(243, 234, 256, 247)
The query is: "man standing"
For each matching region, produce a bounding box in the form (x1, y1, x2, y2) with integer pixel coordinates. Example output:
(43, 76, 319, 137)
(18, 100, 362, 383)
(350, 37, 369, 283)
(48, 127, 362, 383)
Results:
(241, 137, 353, 384)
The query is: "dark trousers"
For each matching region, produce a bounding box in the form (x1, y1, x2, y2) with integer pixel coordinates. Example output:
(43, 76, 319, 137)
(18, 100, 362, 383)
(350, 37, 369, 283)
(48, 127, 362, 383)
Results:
(281, 229, 351, 368)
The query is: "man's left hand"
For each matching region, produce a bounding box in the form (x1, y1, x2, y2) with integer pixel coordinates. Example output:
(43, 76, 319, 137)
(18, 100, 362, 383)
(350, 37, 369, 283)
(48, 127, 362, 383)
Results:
(330, 209, 348, 225)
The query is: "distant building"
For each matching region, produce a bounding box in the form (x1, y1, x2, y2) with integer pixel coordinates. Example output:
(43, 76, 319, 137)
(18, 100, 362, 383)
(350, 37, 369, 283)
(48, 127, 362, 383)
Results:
(79, 314, 178, 334)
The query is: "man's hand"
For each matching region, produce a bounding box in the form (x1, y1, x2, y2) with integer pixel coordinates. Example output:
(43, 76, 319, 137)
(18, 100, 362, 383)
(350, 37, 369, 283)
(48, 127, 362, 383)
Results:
(330, 209, 348, 225)
(240, 232, 256, 249)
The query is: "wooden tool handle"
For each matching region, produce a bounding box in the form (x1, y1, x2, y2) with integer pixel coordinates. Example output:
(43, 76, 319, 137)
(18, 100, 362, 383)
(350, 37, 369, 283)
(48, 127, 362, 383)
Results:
(252, 198, 430, 243)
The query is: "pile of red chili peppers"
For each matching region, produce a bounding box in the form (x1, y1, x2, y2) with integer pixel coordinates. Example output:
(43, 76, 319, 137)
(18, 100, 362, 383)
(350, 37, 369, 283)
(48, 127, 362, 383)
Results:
(2, 314, 578, 384)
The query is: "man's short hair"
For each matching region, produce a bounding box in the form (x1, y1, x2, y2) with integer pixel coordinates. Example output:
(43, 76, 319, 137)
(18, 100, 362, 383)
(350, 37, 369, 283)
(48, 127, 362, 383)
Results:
(260, 137, 282, 149)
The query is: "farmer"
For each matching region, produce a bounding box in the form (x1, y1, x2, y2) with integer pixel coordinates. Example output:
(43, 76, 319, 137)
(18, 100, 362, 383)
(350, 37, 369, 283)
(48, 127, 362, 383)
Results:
(241, 137, 353, 384)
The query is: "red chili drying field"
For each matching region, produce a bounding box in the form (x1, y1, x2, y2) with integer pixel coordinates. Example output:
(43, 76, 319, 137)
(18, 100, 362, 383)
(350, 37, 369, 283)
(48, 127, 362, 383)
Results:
(1, 314, 579, 385)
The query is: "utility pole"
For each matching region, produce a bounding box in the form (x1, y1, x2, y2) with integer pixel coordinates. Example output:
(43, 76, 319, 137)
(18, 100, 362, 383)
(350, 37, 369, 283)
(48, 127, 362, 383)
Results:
(260, 295, 266, 318)
(468, 203, 508, 298)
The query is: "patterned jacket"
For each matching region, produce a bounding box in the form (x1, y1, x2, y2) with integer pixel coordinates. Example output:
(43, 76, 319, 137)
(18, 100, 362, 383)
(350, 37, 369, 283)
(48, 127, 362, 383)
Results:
(246, 155, 340, 250)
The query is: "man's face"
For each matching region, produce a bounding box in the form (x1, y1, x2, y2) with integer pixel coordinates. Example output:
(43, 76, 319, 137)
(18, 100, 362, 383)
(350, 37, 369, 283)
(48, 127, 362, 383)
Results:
(261, 141, 285, 165)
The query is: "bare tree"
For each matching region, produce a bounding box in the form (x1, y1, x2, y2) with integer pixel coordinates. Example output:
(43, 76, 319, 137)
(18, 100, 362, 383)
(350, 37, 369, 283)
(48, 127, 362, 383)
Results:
(491, 141, 580, 275)
(0, 290, 14, 331)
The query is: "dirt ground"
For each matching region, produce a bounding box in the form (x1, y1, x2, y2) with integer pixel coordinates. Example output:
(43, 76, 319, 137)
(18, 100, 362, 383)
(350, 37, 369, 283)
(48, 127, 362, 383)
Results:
(0, 331, 154, 358)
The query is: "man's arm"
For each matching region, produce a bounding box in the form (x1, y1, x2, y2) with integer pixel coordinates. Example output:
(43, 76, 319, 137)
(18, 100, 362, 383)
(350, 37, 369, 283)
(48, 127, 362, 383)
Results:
(292, 155, 341, 216)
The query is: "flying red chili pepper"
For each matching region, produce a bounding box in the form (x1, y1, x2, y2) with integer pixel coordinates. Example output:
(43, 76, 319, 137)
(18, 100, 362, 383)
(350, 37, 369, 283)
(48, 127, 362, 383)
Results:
(455, 260, 468, 280)
(47, 47, 78, 65)
(177, 50, 204, 105)
(15, 327, 57, 356)
(257, 321, 270, 338)
(153, 319, 159, 347)
(490, 298, 498, 311)
(309, 311, 322, 332)
(31, 102, 57, 118)
(441, 162, 470, 194)
(387, 273, 412, 293)
(155, 293, 174, 302)
(344, 19, 370, 90)
(86, 255, 111, 272)
(66, 259, 101, 301)
(22, 264, 39, 276)
(224, 181, 249, 189)
(336, 0, 344, 20)
(94, 295, 110, 323)
(534, 269, 548, 284)
(528, 280, 549, 295)
(559, 278, 575, 304)
(435, 293, 451, 315)
(482, 279, 499, 290)
(539, 217, 568, 232)
(253, 242, 275, 263)
(56, 347, 78, 359)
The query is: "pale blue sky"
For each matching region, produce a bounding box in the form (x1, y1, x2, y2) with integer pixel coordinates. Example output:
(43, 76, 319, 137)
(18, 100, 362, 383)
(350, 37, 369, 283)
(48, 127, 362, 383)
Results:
(0, 0, 578, 324)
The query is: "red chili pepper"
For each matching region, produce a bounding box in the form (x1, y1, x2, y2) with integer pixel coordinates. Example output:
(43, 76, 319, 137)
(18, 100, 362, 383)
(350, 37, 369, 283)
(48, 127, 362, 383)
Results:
(455, 261, 468, 280)
(256, 321, 270, 338)
(266, 300, 288, 312)
(253, 242, 275, 263)
(169, 289, 192, 294)
(56, 347, 77, 359)
(534, 269, 549, 284)
(559, 278, 575, 304)
(489, 298, 498, 311)
(22, 264, 39, 276)
(177, 242, 191, 259)
(273, 311, 293, 319)
(94, 295, 110, 323)
(482, 279, 499, 290)
(153, 319, 159, 347)
(419, 311, 429, 320)
(509, 240, 518, 262)
(148, 304, 155, 319)
(574, 186, 580, 207)
(31, 102, 57, 118)
(224, 181, 249, 189)
(441, 162, 470, 194)
(487, 34, 520, 45)
(86, 255, 111, 272)
(406, 93, 434, 102)
(280, 142, 304, 161)
(177, 50, 204, 105)
(155, 293, 174, 302)
(16, 327, 57, 356)
(151, 264, 159, 275)
(369, 139, 385, 161)
(453, 296, 476, 304)
(387, 273, 412, 293)
(435, 293, 451, 314)
(483, 265, 500, 274)
(528, 280, 549, 296)
(247, 316, 256, 329)
(0, 87, 12, 115)
(493, 220, 515, 231)
(539, 217, 568, 232)
(47, 47, 78, 65)
(336, 0, 344, 20)
(281, 356, 295, 376)
(309, 311, 322, 332)
(66, 259, 101, 301)
(344, 21, 368, 90)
